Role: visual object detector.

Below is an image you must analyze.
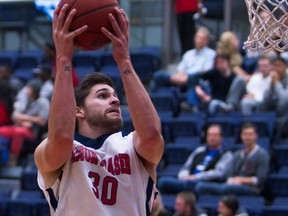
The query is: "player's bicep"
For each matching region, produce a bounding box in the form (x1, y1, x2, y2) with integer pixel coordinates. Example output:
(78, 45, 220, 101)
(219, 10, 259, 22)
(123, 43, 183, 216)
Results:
(132, 131, 164, 170)
(35, 137, 72, 175)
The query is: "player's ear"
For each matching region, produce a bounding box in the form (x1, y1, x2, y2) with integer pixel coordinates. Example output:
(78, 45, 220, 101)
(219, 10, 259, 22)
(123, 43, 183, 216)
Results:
(76, 106, 85, 118)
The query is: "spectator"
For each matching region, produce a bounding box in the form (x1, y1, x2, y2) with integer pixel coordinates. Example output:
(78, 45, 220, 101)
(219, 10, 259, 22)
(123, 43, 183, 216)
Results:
(173, 191, 207, 216)
(175, 0, 198, 55)
(262, 57, 288, 116)
(240, 56, 272, 116)
(0, 64, 23, 94)
(195, 123, 270, 196)
(14, 64, 54, 114)
(183, 54, 246, 116)
(217, 195, 249, 216)
(0, 79, 50, 166)
(158, 124, 233, 194)
(153, 27, 216, 93)
(42, 40, 79, 87)
(217, 31, 250, 82)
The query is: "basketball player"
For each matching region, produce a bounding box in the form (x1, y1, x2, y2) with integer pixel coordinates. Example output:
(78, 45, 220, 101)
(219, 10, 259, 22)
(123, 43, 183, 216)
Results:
(34, 5, 164, 216)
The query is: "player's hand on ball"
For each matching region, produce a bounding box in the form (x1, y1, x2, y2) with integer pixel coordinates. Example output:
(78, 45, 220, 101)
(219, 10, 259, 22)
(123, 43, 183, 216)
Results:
(101, 7, 130, 65)
(53, 4, 88, 59)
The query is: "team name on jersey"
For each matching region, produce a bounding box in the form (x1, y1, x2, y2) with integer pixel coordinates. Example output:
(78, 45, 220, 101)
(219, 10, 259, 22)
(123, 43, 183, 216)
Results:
(71, 145, 131, 176)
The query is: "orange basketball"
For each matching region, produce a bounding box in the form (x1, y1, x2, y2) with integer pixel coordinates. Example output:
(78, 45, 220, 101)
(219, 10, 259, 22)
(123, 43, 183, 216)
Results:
(58, 0, 119, 50)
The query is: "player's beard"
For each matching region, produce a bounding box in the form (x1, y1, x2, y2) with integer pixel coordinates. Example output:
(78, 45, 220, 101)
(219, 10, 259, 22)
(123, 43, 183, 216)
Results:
(88, 115, 123, 134)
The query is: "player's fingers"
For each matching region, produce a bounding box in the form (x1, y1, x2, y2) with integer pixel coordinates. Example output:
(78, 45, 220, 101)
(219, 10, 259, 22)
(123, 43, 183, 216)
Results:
(52, 6, 61, 29)
(56, 4, 69, 30)
(107, 13, 122, 37)
(119, 8, 130, 38)
(63, 9, 77, 32)
(101, 27, 117, 42)
(68, 25, 88, 38)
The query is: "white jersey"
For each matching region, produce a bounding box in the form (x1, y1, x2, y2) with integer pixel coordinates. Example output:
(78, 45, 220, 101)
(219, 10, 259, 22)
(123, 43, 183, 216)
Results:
(37, 132, 157, 216)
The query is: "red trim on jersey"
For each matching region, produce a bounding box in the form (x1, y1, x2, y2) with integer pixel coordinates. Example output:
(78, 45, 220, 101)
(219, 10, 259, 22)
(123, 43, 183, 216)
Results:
(175, 0, 198, 14)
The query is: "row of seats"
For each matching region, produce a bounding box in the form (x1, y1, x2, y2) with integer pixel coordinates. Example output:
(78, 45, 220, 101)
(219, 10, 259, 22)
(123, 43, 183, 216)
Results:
(0, 47, 161, 83)
(149, 91, 281, 141)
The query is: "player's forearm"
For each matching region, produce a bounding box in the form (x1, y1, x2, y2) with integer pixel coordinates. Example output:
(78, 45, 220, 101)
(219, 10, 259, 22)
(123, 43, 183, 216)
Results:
(119, 60, 162, 142)
(48, 57, 76, 145)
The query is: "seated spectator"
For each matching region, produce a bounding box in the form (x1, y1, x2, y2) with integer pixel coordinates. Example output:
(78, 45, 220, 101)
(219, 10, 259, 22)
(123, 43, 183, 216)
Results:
(42, 40, 79, 87)
(173, 191, 207, 216)
(0, 79, 13, 125)
(240, 56, 272, 116)
(152, 27, 216, 93)
(262, 57, 288, 117)
(183, 54, 246, 116)
(158, 124, 233, 194)
(195, 123, 270, 196)
(217, 195, 249, 216)
(0, 64, 23, 94)
(14, 64, 54, 113)
(217, 31, 250, 82)
(0, 79, 50, 165)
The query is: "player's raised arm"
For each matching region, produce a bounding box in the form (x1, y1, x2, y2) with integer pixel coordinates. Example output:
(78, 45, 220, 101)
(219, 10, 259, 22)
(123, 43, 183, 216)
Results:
(34, 5, 88, 179)
(102, 8, 164, 178)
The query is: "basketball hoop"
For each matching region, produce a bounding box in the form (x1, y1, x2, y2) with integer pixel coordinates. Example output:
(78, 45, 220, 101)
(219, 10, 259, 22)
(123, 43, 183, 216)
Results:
(243, 0, 288, 53)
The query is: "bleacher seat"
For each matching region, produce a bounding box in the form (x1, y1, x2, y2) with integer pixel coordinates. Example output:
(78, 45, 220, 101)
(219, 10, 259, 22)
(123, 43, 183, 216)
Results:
(273, 145, 288, 166)
(35, 199, 50, 216)
(21, 169, 39, 191)
(7, 200, 34, 216)
(268, 174, 288, 197)
(262, 206, 288, 216)
(240, 111, 276, 140)
(75, 66, 96, 81)
(206, 112, 241, 138)
(168, 112, 205, 143)
(161, 194, 175, 214)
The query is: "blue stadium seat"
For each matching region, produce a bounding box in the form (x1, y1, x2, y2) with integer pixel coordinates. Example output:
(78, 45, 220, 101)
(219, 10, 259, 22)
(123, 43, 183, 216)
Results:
(16, 190, 43, 200)
(240, 111, 276, 139)
(273, 145, 288, 166)
(161, 194, 176, 214)
(262, 206, 288, 216)
(222, 136, 237, 151)
(21, 169, 39, 191)
(268, 174, 288, 197)
(168, 112, 205, 142)
(13, 68, 34, 82)
(206, 112, 241, 138)
(164, 143, 194, 165)
(7, 200, 34, 216)
(238, 196, 265, 215)
(150, 92, 174, 117)
(73, 53, 97, 68)
(75, 66, 96, 81)
(197, 195, 219, 215)
(35, 199, 50, 216)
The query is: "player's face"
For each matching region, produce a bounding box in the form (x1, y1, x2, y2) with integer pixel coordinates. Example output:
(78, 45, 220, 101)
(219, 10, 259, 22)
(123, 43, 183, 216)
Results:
(82, 84, 123, 132)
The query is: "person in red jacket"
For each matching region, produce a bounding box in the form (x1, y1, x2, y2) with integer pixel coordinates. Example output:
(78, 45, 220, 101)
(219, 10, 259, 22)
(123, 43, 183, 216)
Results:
(175, 0, 198, 55)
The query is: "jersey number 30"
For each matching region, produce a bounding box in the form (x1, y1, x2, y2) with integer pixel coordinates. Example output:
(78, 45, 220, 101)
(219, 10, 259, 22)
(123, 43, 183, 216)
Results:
(88, 171, 118, 205)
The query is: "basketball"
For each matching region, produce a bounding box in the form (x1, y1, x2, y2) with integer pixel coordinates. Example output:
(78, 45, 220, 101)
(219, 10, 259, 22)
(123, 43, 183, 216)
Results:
(58, 0, 119, 51)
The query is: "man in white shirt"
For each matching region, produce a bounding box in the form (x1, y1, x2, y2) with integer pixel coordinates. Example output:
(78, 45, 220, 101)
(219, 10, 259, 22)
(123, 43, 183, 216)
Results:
(240, 56, 272, 116)
(152, 27, 216, 92)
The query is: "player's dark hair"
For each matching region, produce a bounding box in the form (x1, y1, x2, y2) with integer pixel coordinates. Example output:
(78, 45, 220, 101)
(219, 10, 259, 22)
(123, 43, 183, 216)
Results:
(74, 72, 115, 107)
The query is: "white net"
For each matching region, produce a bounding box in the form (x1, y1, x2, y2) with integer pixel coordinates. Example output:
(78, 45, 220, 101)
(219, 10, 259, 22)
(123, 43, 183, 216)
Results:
(244, 0, 288, 53)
